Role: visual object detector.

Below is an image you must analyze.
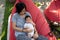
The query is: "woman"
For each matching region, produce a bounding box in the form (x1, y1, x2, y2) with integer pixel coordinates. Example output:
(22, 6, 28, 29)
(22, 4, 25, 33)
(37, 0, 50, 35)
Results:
(12, 2, 48, 40)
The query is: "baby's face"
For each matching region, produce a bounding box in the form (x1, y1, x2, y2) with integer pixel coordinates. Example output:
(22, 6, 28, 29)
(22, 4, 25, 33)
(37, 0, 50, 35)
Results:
(26, 17, 32, 23)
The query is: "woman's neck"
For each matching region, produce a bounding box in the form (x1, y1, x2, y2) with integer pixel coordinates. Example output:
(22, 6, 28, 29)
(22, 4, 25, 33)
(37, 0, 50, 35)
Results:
(20, 14, 25, 18)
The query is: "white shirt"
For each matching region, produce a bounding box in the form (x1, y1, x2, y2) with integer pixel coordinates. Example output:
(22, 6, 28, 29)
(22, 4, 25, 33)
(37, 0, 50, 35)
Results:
(24, 23, 34, 37)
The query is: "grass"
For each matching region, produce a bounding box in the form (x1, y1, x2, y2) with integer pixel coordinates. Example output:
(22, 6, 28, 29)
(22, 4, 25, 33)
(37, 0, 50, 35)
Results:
(1, 0, 14, 40)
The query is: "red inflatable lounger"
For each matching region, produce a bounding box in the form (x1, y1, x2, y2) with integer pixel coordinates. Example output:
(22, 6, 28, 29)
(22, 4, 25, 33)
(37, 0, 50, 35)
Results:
(7, 0, 56, 40)
(44, 0, 60, 22)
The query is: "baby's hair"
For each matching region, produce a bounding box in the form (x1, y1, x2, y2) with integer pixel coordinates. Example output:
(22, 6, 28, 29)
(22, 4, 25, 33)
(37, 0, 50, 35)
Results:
(25, 15, 31, 20)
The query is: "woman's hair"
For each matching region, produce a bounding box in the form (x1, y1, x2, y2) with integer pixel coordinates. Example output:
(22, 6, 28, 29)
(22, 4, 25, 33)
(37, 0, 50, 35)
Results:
(15, 2, 26, 14)
(25, 15, 31, 20)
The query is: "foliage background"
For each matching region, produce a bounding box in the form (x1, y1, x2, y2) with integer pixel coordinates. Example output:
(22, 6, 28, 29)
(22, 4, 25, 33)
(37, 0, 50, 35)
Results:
(1, 0, 13, 40)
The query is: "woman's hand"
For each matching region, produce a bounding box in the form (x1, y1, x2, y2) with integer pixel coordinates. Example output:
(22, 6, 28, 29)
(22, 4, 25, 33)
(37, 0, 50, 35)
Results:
(33, 25, 39, 39)
(33, 33, 39, 39)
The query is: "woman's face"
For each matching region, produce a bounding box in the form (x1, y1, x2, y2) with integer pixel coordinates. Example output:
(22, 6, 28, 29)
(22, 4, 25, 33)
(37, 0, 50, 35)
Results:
(20, 8, 26, 15)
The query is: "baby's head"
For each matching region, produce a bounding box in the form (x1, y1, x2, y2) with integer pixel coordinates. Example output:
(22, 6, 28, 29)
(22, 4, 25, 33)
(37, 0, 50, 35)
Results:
(25, 16, 32, 23)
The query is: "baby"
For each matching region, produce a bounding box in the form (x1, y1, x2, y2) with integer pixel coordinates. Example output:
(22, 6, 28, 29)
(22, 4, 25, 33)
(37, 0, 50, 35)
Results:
(24, 16, 35, 40)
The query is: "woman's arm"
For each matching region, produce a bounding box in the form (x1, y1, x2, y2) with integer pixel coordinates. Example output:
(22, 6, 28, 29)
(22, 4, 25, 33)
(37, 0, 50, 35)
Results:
(12, 22, 23, 32)
(12, 22, 33, 32)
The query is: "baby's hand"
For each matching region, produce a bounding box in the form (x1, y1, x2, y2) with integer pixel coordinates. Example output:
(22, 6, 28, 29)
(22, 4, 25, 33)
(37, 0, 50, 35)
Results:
(31, 21, 35, 26)
(28, 20, 36, 26)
